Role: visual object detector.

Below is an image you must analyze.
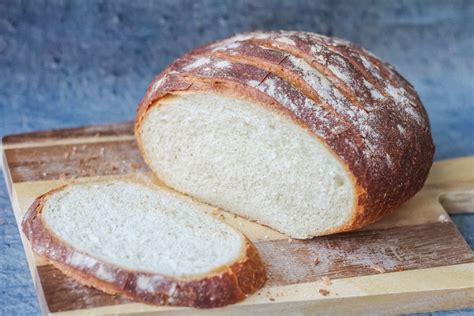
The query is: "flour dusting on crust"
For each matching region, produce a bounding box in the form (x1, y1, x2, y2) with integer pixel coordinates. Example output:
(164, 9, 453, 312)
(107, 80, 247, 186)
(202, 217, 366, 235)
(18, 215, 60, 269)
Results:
(138, 31, 434, 235)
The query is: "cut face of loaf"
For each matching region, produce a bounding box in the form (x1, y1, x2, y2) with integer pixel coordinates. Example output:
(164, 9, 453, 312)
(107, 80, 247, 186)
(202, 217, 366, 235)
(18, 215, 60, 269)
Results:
(141, 93, 354, 238)
(136, 30, 435, 239)
(22, 179, 266, 308)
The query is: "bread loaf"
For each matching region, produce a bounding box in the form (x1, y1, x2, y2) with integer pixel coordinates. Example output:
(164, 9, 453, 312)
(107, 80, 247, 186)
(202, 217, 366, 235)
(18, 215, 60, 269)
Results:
(135, 31, 435, 239)
(22, 178, 266, 308)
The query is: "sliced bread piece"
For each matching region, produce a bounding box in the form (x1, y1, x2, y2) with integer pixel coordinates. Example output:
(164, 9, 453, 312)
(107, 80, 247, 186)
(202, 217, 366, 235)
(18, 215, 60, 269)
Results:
(22, 178, 266, 308)
(135, 30, 435, 239)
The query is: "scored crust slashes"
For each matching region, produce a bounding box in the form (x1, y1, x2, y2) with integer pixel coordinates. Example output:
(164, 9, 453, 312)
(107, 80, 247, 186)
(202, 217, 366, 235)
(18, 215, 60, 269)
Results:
(135, 31, 434, 236)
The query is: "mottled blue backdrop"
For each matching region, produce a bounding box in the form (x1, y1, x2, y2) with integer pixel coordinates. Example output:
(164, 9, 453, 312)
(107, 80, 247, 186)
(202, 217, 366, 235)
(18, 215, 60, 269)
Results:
(0, 0, 473, 315)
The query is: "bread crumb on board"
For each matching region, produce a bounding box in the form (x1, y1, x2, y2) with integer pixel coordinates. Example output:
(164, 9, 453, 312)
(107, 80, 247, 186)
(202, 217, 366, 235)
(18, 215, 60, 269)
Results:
(209, 208, 220, 216)
(265, 290, 276, 302)
(372, 265, 385, 273)
(321, 276, 332, 286)
(438, 214, 450, 223)
(319, 289, 330, 296)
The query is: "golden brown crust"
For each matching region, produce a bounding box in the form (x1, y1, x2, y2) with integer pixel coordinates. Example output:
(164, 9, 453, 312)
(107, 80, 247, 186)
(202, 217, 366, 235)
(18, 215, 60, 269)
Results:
(135, 31, 435, 237)
(21, 184, 266, 308)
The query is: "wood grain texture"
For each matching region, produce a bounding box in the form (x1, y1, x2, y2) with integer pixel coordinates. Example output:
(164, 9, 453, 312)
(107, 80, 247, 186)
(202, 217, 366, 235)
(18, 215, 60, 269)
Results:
(2, 122, 133, 146)
(36, 222, 473, 313)
(30, 263, 474, 316)
(2, 122, 474, 315)
(258, 222, 474, 287)
(4, 140, 148, 182)
(440, 192, 474, 214)
(38, 265, 131, 313)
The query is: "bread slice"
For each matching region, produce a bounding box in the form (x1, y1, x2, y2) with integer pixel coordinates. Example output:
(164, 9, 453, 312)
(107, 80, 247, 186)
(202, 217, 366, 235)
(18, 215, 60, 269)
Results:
(135, 31, 434, 239)
(22, 178, 266, 308)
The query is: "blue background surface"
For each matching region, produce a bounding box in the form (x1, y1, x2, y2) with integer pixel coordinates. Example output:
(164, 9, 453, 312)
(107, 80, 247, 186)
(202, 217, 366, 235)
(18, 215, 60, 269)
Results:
(0, 0, 472, 314)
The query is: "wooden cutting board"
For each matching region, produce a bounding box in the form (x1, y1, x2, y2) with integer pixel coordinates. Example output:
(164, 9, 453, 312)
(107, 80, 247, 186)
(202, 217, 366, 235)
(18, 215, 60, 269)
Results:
(2, 122, 474, 315)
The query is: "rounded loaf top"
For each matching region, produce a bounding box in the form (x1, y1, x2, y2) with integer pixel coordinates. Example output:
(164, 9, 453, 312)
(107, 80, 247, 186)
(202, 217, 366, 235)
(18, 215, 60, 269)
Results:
(136, 31, 435, 235)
